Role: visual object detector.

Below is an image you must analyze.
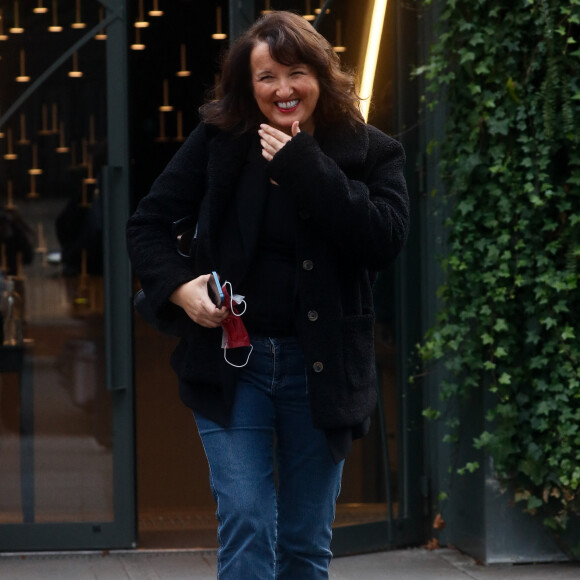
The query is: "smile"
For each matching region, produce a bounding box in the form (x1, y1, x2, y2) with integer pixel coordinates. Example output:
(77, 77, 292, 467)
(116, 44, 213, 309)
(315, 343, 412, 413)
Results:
(275, 99, 299, 111)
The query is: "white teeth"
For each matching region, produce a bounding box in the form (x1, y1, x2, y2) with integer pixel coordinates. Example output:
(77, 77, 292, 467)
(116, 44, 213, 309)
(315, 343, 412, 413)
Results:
(276, 99, 299, 109)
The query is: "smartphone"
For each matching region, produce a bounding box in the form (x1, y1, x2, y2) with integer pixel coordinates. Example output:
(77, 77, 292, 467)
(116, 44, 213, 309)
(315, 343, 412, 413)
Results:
(207, 271, 224, 308)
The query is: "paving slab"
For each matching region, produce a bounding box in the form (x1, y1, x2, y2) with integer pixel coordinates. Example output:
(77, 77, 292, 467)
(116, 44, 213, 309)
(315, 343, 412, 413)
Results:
(0, 547, 579, 579)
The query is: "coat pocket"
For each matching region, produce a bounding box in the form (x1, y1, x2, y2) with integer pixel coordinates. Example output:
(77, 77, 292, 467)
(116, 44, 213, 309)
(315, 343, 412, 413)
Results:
(341, 314, 376, 391)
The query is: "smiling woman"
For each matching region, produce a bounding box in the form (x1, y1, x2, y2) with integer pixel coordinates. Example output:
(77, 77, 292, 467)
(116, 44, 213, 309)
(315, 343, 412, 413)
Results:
(250, 42, 320, 135)
(127, 9, 409, 578)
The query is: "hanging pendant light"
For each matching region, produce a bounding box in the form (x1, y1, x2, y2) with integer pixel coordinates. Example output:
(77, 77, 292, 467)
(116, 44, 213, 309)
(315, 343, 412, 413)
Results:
(68, 52, 83, 77)
(84, 155, 97, 184)
(33, 1, 48, 14)
(134, 0, 150, 28)
(69, 141, 78, 168)
(17, 112, 30, 145)
(36, 223, 48, 261)
(5, 180, 15, 209)
(314, 0, 330, 15)
(10, 1, 24, 34)
(56, 121, 69, 153)
(89, 114, 96, 145)
(29, 143, 43, 175)
(303, 0, 315, 21)
(159, 79, 173, 112)
(149, 0, 163, 17)
(0, 9, 9, 40)
(80, 182, 89, 207)
(130, 27, 145, 50)
(261, 0, 272, 15)
(175, 111, 184, 142)
(80, 138, 88, 167)
(176, 44, 191, 77)
(16, 49, 31, 82)
(3, 129, 18, 159)
(333, 19, 346, 53)
(38, 104, 52, 135)
(156, 111, 168, 143)
(51, 103, 59, 134)
(71, 0, 86, 29)
(211, 6, 227, 40)
(48, 0, 62, 32)
(95, 7, 106, 40)
(27, 174, 39, 199)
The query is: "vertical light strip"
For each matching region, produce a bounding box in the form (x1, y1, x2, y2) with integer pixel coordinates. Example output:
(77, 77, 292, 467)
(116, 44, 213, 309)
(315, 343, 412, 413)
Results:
(359, 0, 388, 121)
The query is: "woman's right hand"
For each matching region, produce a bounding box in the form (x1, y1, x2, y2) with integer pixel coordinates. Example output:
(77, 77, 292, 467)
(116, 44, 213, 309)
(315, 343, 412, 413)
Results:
(170, 274, 229, 328)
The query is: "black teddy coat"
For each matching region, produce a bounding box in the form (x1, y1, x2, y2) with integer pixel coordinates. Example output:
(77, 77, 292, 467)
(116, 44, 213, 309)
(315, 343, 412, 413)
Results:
(126, 119, 409, 462)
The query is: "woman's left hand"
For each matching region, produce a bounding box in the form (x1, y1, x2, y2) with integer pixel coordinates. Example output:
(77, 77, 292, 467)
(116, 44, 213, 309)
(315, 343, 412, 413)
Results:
(258, 121, 300, 161)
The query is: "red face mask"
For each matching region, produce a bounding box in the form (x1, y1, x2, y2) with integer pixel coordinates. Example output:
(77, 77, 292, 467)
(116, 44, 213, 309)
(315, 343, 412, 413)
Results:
(220, 282, 253, 367)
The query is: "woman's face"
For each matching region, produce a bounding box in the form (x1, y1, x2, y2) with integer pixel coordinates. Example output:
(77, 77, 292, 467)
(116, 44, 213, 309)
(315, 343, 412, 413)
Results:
(250, 41, 320, 135)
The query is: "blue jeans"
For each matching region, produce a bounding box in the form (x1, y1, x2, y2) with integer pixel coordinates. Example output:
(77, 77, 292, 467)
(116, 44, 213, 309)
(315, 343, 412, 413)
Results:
(194, 336, 344, 580)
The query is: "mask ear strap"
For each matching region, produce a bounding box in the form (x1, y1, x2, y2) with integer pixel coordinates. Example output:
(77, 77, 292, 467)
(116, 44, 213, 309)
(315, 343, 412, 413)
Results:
(224, 344, 253, 368)
(225, 281, 247, 316)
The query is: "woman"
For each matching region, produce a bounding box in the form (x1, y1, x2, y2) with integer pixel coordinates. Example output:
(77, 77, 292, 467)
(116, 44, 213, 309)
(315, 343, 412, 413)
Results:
(127, 11, 409, 579)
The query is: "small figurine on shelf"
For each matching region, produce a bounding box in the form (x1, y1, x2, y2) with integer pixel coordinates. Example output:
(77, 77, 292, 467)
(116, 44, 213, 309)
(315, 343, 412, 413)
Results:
(1, 277, 23, 346)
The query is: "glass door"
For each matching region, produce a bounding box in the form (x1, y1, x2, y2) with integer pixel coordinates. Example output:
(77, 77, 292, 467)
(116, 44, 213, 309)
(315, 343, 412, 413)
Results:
(0, 0, 134, 550)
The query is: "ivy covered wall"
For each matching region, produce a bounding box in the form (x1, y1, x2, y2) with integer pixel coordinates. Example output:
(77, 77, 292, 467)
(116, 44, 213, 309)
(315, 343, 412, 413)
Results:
(417, 0, 580, 548)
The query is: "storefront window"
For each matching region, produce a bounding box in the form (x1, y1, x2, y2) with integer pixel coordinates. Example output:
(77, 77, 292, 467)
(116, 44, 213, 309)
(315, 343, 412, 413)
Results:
(0, 1, 113, 525)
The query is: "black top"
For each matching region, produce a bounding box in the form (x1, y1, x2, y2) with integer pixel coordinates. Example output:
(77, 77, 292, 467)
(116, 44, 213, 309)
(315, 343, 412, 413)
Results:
(238, 178, 297, 337)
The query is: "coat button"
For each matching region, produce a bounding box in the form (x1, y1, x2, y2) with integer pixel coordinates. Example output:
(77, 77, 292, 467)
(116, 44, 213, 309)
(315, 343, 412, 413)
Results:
(307, 310, 318, 322)
(313, 361, 324, 373)
(302, 259, 313, 271)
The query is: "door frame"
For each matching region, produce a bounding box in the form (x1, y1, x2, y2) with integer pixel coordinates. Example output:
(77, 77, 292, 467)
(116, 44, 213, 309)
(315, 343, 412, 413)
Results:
(0, 0, 135, 551)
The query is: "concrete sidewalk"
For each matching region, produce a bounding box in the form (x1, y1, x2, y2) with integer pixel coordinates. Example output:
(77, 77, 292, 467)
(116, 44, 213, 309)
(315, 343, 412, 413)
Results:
(0, 548, 579, 579)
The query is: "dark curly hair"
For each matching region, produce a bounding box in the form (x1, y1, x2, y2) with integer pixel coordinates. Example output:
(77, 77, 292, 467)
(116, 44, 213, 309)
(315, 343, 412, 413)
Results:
(199, 11, 363, 133)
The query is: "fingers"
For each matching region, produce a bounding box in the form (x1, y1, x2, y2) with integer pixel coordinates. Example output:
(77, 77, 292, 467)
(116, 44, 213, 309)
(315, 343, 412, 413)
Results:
(170, 275, 229, 328)
(258, 123, 297, 161)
